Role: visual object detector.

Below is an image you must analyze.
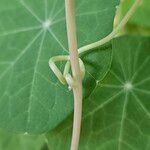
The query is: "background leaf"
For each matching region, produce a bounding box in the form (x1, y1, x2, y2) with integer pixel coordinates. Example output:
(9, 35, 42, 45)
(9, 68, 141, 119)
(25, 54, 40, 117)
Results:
(120, 0, 150, 35)
(121, 0, 150, 27)
(47, 36, 150, 150)
(0, 0, 119, 134)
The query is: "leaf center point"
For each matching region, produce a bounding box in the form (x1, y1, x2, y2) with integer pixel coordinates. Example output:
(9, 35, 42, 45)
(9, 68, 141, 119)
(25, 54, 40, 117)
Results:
(42, 20, 51, 29)
(124, 82, 133, 91)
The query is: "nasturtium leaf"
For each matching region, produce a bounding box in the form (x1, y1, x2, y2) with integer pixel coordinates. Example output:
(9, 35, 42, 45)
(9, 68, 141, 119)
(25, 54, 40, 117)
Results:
(0, 129, 47, 150)
(0, 0, 119, 134)
(121, 0, 150, 27)
(47, 36, 150, 150)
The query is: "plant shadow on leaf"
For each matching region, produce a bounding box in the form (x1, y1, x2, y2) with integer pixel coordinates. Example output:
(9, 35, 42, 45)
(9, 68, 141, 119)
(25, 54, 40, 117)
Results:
(81, 42, 112, 98)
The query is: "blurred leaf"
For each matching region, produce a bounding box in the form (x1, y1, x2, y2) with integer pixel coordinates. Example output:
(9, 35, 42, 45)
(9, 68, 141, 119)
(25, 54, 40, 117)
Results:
(121, 0, 150, 27)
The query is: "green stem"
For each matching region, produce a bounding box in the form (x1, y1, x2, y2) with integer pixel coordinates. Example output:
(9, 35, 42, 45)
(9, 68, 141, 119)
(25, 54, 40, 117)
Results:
(49, 56, 69, 84)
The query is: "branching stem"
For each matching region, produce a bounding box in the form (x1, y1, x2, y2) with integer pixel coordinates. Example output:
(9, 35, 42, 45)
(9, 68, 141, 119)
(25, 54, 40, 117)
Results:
(48, 0, 141, 150)
(49, 0, 141, 85)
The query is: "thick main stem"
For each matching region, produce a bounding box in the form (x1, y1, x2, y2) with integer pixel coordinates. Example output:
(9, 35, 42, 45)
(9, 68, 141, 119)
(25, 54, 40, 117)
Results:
(65, 0, 83, 150)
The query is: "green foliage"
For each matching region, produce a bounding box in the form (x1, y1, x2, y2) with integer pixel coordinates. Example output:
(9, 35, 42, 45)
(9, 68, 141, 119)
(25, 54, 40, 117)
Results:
(47, 36, 150, 150)
(0, 0, 150, 150)
(0, 0, 119, 134)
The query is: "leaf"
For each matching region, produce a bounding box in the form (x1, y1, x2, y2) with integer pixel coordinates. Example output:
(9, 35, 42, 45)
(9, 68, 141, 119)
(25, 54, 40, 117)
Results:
(0, 0, 119, 133)
(121, 0, 150, 27)
(0, 129, 47, 150)
(47, 36, 150, 150)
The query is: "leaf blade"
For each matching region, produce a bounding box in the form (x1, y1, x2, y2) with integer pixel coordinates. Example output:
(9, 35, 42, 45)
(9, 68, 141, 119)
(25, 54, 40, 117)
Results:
(47, 36, 150, 150)
(0, 0, 119, 133)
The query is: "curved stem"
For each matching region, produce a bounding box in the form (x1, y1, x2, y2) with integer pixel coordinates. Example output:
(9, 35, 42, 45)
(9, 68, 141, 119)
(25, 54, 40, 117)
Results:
(64, 60, 85, 79)
(78, 0, 141, 54)
(65, 0, 83, 150)
(49, 56, 69, 84)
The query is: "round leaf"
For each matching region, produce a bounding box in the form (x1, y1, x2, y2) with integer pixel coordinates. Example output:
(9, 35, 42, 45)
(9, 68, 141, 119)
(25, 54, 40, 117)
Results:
(0, 0, 119, 133)
(47, 36, 150, 150)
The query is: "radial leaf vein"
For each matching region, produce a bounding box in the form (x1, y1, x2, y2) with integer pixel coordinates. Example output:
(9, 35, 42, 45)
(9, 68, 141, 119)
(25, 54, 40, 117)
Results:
(27, 31, 46, 130)
(19, 0, 42, 23)
(118, 93, 128, 150)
